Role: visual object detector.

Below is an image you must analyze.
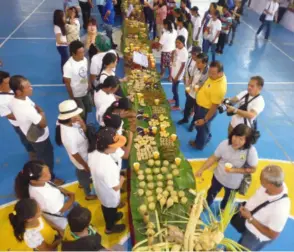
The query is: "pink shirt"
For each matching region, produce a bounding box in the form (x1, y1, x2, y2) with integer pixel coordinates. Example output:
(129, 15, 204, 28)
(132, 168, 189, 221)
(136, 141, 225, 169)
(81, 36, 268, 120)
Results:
(156, 5, 167, 24)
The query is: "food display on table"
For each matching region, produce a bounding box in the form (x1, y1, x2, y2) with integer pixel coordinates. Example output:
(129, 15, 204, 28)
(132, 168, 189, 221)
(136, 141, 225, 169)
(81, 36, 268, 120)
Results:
(121, 3, 245, 250)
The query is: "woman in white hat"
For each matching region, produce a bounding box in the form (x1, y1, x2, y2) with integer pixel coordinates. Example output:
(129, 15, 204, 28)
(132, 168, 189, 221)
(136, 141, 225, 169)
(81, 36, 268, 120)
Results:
(55, 100, 97, 200)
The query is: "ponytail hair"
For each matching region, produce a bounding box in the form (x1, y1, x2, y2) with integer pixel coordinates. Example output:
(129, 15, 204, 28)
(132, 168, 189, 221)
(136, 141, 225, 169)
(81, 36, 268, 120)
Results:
(14, 160, 45, 199)
(55, 119, 71, 146)
(96, 52, 117, 88)
(9, 198, 38, 242)
(96, 75, 120, 92)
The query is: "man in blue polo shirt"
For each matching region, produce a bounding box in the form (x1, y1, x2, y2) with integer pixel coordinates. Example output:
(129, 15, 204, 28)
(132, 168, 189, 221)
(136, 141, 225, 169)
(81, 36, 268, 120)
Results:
(103, 0, 117, 49)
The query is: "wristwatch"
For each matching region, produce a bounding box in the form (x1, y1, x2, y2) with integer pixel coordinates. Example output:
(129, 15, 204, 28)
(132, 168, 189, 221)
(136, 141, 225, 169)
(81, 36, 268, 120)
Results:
(248, 217, 254, 223)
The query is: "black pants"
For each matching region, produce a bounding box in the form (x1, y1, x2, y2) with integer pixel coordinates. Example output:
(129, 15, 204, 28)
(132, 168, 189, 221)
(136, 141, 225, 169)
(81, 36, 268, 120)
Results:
(277, 7, 287, 23)
(101, 205, 117, 230)
(88, 44, 98, 62)
(97, 4, 104, 17)
(13, 126, 35, 153)
(30, 137, 55, 179)
(172, 80, 180, 107)
(183, 94, 196, 122)
(75, 93, 93, 122)
(228, 20, 238, 44)
(79, 1, 91, 29)
(216, 33, 227, 52)
(206, 175, 235, 209)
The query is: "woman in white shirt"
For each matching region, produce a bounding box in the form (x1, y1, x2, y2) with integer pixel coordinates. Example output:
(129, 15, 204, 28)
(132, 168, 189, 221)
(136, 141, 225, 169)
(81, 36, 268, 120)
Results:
(95, 52, 117, 87)
(65, 6, 81, 43)
(55, 100, 96, 200)
(176, 16, 188, 47)
(88, 127, 127, 234)
(190, 6, 201, 46)
(9, 198, 61, 250)
(53, 9, 69, 74)
(195, 124, 259, 210)
(14, 160, 77, 230)
(159, 19, 177, 79)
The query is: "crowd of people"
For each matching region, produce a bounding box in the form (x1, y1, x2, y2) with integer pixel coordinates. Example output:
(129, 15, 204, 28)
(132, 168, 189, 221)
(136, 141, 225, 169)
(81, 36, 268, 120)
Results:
(0, 0, 292, 251)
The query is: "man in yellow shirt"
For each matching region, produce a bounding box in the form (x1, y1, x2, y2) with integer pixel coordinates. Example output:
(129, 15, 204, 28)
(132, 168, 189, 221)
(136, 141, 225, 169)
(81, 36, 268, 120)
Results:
(189, 61, 227, 150)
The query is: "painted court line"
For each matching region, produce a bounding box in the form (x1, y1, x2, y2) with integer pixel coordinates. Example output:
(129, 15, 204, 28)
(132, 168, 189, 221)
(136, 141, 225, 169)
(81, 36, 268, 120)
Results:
(0, 0, 47, 48)
(242, 20, 294, 63)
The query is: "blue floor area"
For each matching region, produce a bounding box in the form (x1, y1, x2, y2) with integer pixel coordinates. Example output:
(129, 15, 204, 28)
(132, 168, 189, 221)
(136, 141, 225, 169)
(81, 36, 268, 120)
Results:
(0, 0, 294, 250)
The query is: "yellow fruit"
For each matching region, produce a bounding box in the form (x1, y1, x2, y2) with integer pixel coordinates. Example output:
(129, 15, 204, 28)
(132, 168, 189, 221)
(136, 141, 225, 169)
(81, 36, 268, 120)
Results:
(147, 182, 155, 190)
(146, 190, 153, 197)
(157, 174, 164, 181)
(153, 168, 160, 174)
(138, 175, 145, 180)
(161, 167, 168, 173)
(139, 181, 146, 188)
(167, 180, 173, 186)
(148, 202, 156, 211)
(162, 190, 169, 198)
(156, 187, 163, 194)
(145, 168, 152, 174)
(157, 181, 163, 187)
(139, 204, 147, 214)
(178, 191, 185, 198)
(137, 189, 144, 196)
(172, 169, 180, 176)
(146, 175, 153, 182)
(166, 185, 174, 192)
(166, 197, 174, 208)
(181, 197, 188, 205)
(147, 196, 154, 203)
(166, 174, 173, 180)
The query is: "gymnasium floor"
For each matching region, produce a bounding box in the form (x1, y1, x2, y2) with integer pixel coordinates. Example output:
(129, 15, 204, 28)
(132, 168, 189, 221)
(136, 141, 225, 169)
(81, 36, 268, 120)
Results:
(0, 0, 294, 250)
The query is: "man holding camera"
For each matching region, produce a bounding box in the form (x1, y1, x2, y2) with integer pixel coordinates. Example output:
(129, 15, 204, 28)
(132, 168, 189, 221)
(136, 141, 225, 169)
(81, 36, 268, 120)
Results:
(226, 76, 265, 134)
(189, 61, 227, 150)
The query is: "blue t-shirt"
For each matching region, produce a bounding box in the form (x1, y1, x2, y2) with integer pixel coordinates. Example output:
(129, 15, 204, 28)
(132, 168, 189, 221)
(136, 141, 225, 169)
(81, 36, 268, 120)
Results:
(103, 0, 115, 25)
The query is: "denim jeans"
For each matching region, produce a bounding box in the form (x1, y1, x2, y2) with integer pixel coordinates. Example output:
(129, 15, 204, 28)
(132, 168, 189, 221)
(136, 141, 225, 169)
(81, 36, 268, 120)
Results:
(202, 40, 216, 61)
(206, 175, 235, 209)
(228, 20, 238, 43)
(30, 137, 55, 179)
(13, 126, 35, 153)
(56, 46, 69, 74)
(183, 95, 196, 122)
(172, 80, 180, 107)
(257, 20, 272, 39)
(239, 229, 272, 251)
(75, 169, 92, 196)
(190, 104, 216, 149)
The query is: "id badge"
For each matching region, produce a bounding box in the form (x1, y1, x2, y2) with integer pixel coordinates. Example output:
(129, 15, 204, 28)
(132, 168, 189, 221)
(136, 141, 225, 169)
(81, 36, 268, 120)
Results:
(80, 78, 87, 84)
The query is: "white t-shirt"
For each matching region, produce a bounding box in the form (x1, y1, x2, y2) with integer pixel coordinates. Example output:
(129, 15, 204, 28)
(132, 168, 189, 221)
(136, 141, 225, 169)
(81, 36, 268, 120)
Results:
(54, 25, 67, 47)
(90, 50, 117, 76)
(0, 91, 19, 126)
(265, 1, 279, 21)
(213, 140, 258, 189)
(63, 57, 89, 98)
(171, 47, 189, 80)
(88, 150, 121, 208)
(206, 19, 222, 43)
(184, 58, 197, 98)
(159, 29, 177, 52)
(191, 15, 201, 41)
(60, 124, 88, 170)
(231, 91, 265, 128)
(94, 89, 116, 123)
(98, 70, 115, 86)
(245, 184, 290, 241)
(24, 218, 45, 249)
(177, 27, 188, 46)
(29, 183, 65, 214)
(110, 147, 125, 170)
(9, 97, 49, 142)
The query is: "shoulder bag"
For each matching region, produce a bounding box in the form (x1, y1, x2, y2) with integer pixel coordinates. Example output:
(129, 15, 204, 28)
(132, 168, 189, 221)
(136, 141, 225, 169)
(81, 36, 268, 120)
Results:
(231, 193, 288, 233)
(259, 2, 271, 22)
(27, 124, 45, 142)
(238, 149, 252, 196)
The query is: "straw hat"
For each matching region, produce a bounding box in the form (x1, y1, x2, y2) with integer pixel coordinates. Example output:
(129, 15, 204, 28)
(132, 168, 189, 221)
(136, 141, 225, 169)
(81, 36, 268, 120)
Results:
(58, 100, 83, 120)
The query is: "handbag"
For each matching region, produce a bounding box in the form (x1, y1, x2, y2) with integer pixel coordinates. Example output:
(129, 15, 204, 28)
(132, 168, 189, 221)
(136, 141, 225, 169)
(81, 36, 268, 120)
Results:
(259, 2, 271, 22)
(231, 193, 288, 233)
(238, 149, 251, 196)
(26, 124, 45, 142)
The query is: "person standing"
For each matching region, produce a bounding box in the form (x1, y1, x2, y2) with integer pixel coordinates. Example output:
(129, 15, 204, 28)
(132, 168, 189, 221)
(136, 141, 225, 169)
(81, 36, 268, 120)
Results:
(154, 0, 167, 37)
(96, 0, 106, 17)
(203, 10, 222, 62)
(53, 10, 69, 74)
(103, 0, 117, 49)
(256, 0, 279, 40)
(55, 100, 97, 200)
(9, 75, 64, 185)
(64, 40, 92, 122)
(228, 0, 242, 45)
(238, 165, 290, 251)
(0, 71, 35, 160)
(195, 124, 258, 209)
(176, 16, 188, 47)
(277, 0, 291, 23)
(79, 0, 93, 30)
(169, 35, 189, 111)
(190, 6, 201, 46)
(177, 46, 201, 125)
(88, 127, 127, 234)
(226, 76, 265, 134)
(189, 61, 227, 150)
(216, 4, 232, 54)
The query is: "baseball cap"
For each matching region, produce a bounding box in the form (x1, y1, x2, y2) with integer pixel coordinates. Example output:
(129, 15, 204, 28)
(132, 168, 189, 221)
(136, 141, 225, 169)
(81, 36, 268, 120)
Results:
(191, 46, 202, 54)
(95, 34, 112, 52)
(103, 113, 122, 130)
(96, 127, 126, 151)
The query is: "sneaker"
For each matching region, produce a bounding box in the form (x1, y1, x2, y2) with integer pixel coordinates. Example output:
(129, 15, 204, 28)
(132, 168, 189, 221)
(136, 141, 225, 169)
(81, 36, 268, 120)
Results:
(168, 99, 175, 104)
(105, 224, 126, 234)
(177, 119, 188, 125)
(229, 42, 233, 46)
(171, 106, 181, 111)
(85, 194, 97, 201)
(188, 125, 194, 132)
(115, 212, 123, 222)
(53, 178, 65, 186)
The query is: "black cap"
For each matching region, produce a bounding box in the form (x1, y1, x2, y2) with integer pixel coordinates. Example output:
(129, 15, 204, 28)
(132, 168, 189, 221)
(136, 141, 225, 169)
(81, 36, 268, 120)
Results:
(103, 113, 122, 130)
(176, 35, 186, 45)
(117, 97, 131, 110)
(191, 46, 202, 54)
(191, 6, 199, 12)
(96, 127, 126, 152)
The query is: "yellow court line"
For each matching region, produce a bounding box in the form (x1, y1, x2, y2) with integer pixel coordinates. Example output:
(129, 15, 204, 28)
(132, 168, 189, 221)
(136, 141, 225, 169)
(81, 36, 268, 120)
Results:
(0, 159, 293, 250)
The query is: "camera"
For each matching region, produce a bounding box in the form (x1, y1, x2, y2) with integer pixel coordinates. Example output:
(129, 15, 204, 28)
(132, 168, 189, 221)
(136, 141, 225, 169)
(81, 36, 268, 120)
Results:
(218, 98, 233, 115)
